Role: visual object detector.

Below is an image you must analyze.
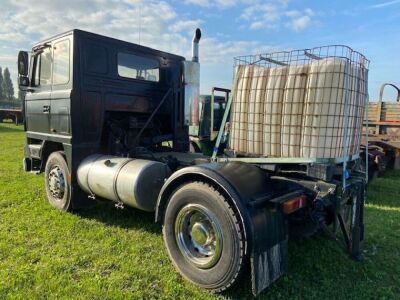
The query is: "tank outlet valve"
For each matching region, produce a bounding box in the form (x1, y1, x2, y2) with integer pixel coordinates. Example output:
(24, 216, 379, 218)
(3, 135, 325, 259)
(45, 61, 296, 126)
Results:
(115, 202, 125, 210)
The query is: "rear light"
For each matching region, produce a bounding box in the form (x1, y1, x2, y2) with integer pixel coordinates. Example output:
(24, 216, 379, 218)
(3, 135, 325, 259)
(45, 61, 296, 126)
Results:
(283, 195, 308, 214)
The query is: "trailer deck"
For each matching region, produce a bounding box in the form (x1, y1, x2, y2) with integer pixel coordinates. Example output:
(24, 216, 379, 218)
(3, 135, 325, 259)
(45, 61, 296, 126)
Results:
(363, 83, 400, 171)
(0, 108, 23, 125)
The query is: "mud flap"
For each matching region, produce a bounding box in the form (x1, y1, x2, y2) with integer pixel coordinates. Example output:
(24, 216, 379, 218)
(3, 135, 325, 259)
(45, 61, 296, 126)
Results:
(251, 239, 288, 295)
(249, 207, 288, 296)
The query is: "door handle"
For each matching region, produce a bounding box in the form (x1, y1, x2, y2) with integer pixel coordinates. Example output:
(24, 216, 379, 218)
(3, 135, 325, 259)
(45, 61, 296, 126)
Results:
(43, 105, 50, 113)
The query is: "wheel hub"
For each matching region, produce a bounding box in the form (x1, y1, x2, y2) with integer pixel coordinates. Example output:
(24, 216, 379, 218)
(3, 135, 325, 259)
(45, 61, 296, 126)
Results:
(191, 222, 210, 246)
(48, 166, 65, 199)
(175, 204, 222, 269)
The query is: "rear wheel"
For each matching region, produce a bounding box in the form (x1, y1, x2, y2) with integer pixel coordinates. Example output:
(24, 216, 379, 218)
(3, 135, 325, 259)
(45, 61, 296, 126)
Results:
(163, 181, 245, 293)
(44, 151, 72, 211)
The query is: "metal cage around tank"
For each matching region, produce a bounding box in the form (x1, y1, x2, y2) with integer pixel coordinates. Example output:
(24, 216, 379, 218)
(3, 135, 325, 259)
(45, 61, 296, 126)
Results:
(211, 45, 370, 186)
(212, 45, 370, 165)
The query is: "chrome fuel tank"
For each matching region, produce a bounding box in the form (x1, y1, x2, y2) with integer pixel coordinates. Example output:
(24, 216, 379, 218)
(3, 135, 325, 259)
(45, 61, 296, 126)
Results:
(77, 155, 171, 212)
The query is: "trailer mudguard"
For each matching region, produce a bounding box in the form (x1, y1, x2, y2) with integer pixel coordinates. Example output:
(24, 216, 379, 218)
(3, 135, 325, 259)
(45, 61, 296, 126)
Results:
(155, 162, 288, 296)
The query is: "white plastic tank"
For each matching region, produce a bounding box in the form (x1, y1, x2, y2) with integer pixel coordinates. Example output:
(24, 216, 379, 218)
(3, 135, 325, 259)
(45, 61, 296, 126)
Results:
(247, 66, 269, 155)
(230, 65, 243, 153)
(346, 65, 358, 156)
(281, 64, 309, 157)
(301, 58, 348, 158)
(263, 66, 288, 157)
(231, 65, 254, 153)
(348, 65, 367, 155)
(356, 67, 368, 153)
(230, 54, 367, 160)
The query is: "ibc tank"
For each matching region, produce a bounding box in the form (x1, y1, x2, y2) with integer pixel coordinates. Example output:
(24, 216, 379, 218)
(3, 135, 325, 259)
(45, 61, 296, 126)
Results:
(263, 66, 288, 157)
(301, 58, 348, 158)
(281, 64, 309, 157)
(247, 66, 269, 155)
(77, 155, 171, 212)
(229, 65, 242, 153)
(230, 65, 254, 153)
(347, 65, 367, 155)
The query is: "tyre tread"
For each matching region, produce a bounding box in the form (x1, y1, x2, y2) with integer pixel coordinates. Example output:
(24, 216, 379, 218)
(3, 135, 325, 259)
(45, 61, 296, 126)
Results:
(164, 180, 246, 293)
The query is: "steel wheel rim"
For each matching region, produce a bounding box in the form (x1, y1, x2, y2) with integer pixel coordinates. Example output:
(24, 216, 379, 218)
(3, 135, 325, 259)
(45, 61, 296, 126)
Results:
(48, 166, 65, 200)
(175, 204, 223, 269)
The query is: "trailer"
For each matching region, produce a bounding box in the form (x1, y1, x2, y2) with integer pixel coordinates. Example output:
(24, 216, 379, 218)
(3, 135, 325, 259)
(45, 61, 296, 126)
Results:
(0, 108, 23, 125)
(17, 29, 367, 296)
(362, 83, 400, 180)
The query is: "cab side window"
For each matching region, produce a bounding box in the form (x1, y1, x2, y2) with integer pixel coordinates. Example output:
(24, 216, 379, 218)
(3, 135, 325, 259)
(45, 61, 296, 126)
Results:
(39, 48, 52, 86)
(53, 40, 70, 85)
(33, 47, 52, 87)
(118, 53, 160, 82)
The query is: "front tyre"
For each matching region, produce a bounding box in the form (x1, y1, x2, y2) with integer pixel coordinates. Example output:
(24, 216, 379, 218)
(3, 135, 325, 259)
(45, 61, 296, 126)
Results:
(44, 151, 72, 211)
(163, 181, 245, 293)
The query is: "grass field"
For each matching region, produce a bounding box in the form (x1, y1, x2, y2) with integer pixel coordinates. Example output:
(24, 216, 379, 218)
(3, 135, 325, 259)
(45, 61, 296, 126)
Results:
(0, 122, 399, 299)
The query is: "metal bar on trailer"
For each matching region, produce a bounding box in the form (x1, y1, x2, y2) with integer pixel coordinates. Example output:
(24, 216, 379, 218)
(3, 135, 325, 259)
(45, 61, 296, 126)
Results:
(258, 55, 288, 66)
(216, 154, 360, 164)
(337, 212, 350, 249)
(366, 121, 400, 126)
(304, 50, 322, 60)
(341, 62, 352, 189)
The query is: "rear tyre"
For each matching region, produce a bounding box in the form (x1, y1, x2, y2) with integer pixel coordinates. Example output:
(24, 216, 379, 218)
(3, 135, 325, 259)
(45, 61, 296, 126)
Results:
(163, 181, 245, 293)
(44, 151, 72, 211)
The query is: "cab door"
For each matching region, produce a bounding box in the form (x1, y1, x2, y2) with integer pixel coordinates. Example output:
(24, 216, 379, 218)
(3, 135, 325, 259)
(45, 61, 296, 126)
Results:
(25, 47, 52, 133)
(50, 37, 72, 135)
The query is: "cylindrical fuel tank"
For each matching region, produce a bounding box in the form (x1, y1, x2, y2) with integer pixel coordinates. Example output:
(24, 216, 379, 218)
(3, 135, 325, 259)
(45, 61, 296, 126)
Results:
(77, 155, 171, 212)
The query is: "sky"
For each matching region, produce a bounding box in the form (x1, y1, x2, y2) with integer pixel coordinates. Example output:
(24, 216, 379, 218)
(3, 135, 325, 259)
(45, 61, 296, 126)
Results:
(0, 0, 399, 100)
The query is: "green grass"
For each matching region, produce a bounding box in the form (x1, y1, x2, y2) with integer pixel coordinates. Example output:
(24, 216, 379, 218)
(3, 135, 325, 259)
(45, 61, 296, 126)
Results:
(1, 122, 399, 299)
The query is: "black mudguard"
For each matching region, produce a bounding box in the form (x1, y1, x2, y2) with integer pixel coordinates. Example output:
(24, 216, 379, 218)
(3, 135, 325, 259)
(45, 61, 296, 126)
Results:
(155, 162, 288, 296)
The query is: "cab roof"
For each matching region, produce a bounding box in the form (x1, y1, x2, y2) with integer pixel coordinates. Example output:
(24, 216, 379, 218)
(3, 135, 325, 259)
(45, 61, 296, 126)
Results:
(32, 29, 186, 62)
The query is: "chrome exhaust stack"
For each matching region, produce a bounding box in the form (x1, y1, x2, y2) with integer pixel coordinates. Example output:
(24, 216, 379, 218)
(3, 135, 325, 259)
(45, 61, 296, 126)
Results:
(192, 28, 202, 62)
(184, 28, 201, 127)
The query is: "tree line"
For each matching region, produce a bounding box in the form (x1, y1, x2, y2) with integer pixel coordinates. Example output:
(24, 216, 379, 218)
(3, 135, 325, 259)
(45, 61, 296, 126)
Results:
(0, 66, 18, 108)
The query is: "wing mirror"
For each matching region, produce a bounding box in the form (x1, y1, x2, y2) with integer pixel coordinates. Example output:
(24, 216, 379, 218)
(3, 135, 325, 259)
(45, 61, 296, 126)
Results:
(17, 51, 29, 87)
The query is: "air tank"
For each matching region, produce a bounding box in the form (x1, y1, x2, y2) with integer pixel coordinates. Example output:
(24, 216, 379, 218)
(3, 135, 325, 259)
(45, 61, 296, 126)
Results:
(77, 155, 171, 212)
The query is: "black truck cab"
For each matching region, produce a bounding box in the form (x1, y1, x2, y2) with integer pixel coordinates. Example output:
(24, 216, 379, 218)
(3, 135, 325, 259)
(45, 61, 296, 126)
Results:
(21, 29, 187, 179)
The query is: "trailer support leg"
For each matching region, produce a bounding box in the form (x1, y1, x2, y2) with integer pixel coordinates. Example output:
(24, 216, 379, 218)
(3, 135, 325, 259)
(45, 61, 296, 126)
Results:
(337, 212, 350, 249)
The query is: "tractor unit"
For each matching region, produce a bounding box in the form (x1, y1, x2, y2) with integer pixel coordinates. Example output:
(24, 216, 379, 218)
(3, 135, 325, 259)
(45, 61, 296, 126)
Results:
(18, 29, 367, 296)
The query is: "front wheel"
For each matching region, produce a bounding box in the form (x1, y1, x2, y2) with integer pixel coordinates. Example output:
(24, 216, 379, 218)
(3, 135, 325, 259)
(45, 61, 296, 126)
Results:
(44, 151, 72, 211)
(163, 181, 245, 293)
